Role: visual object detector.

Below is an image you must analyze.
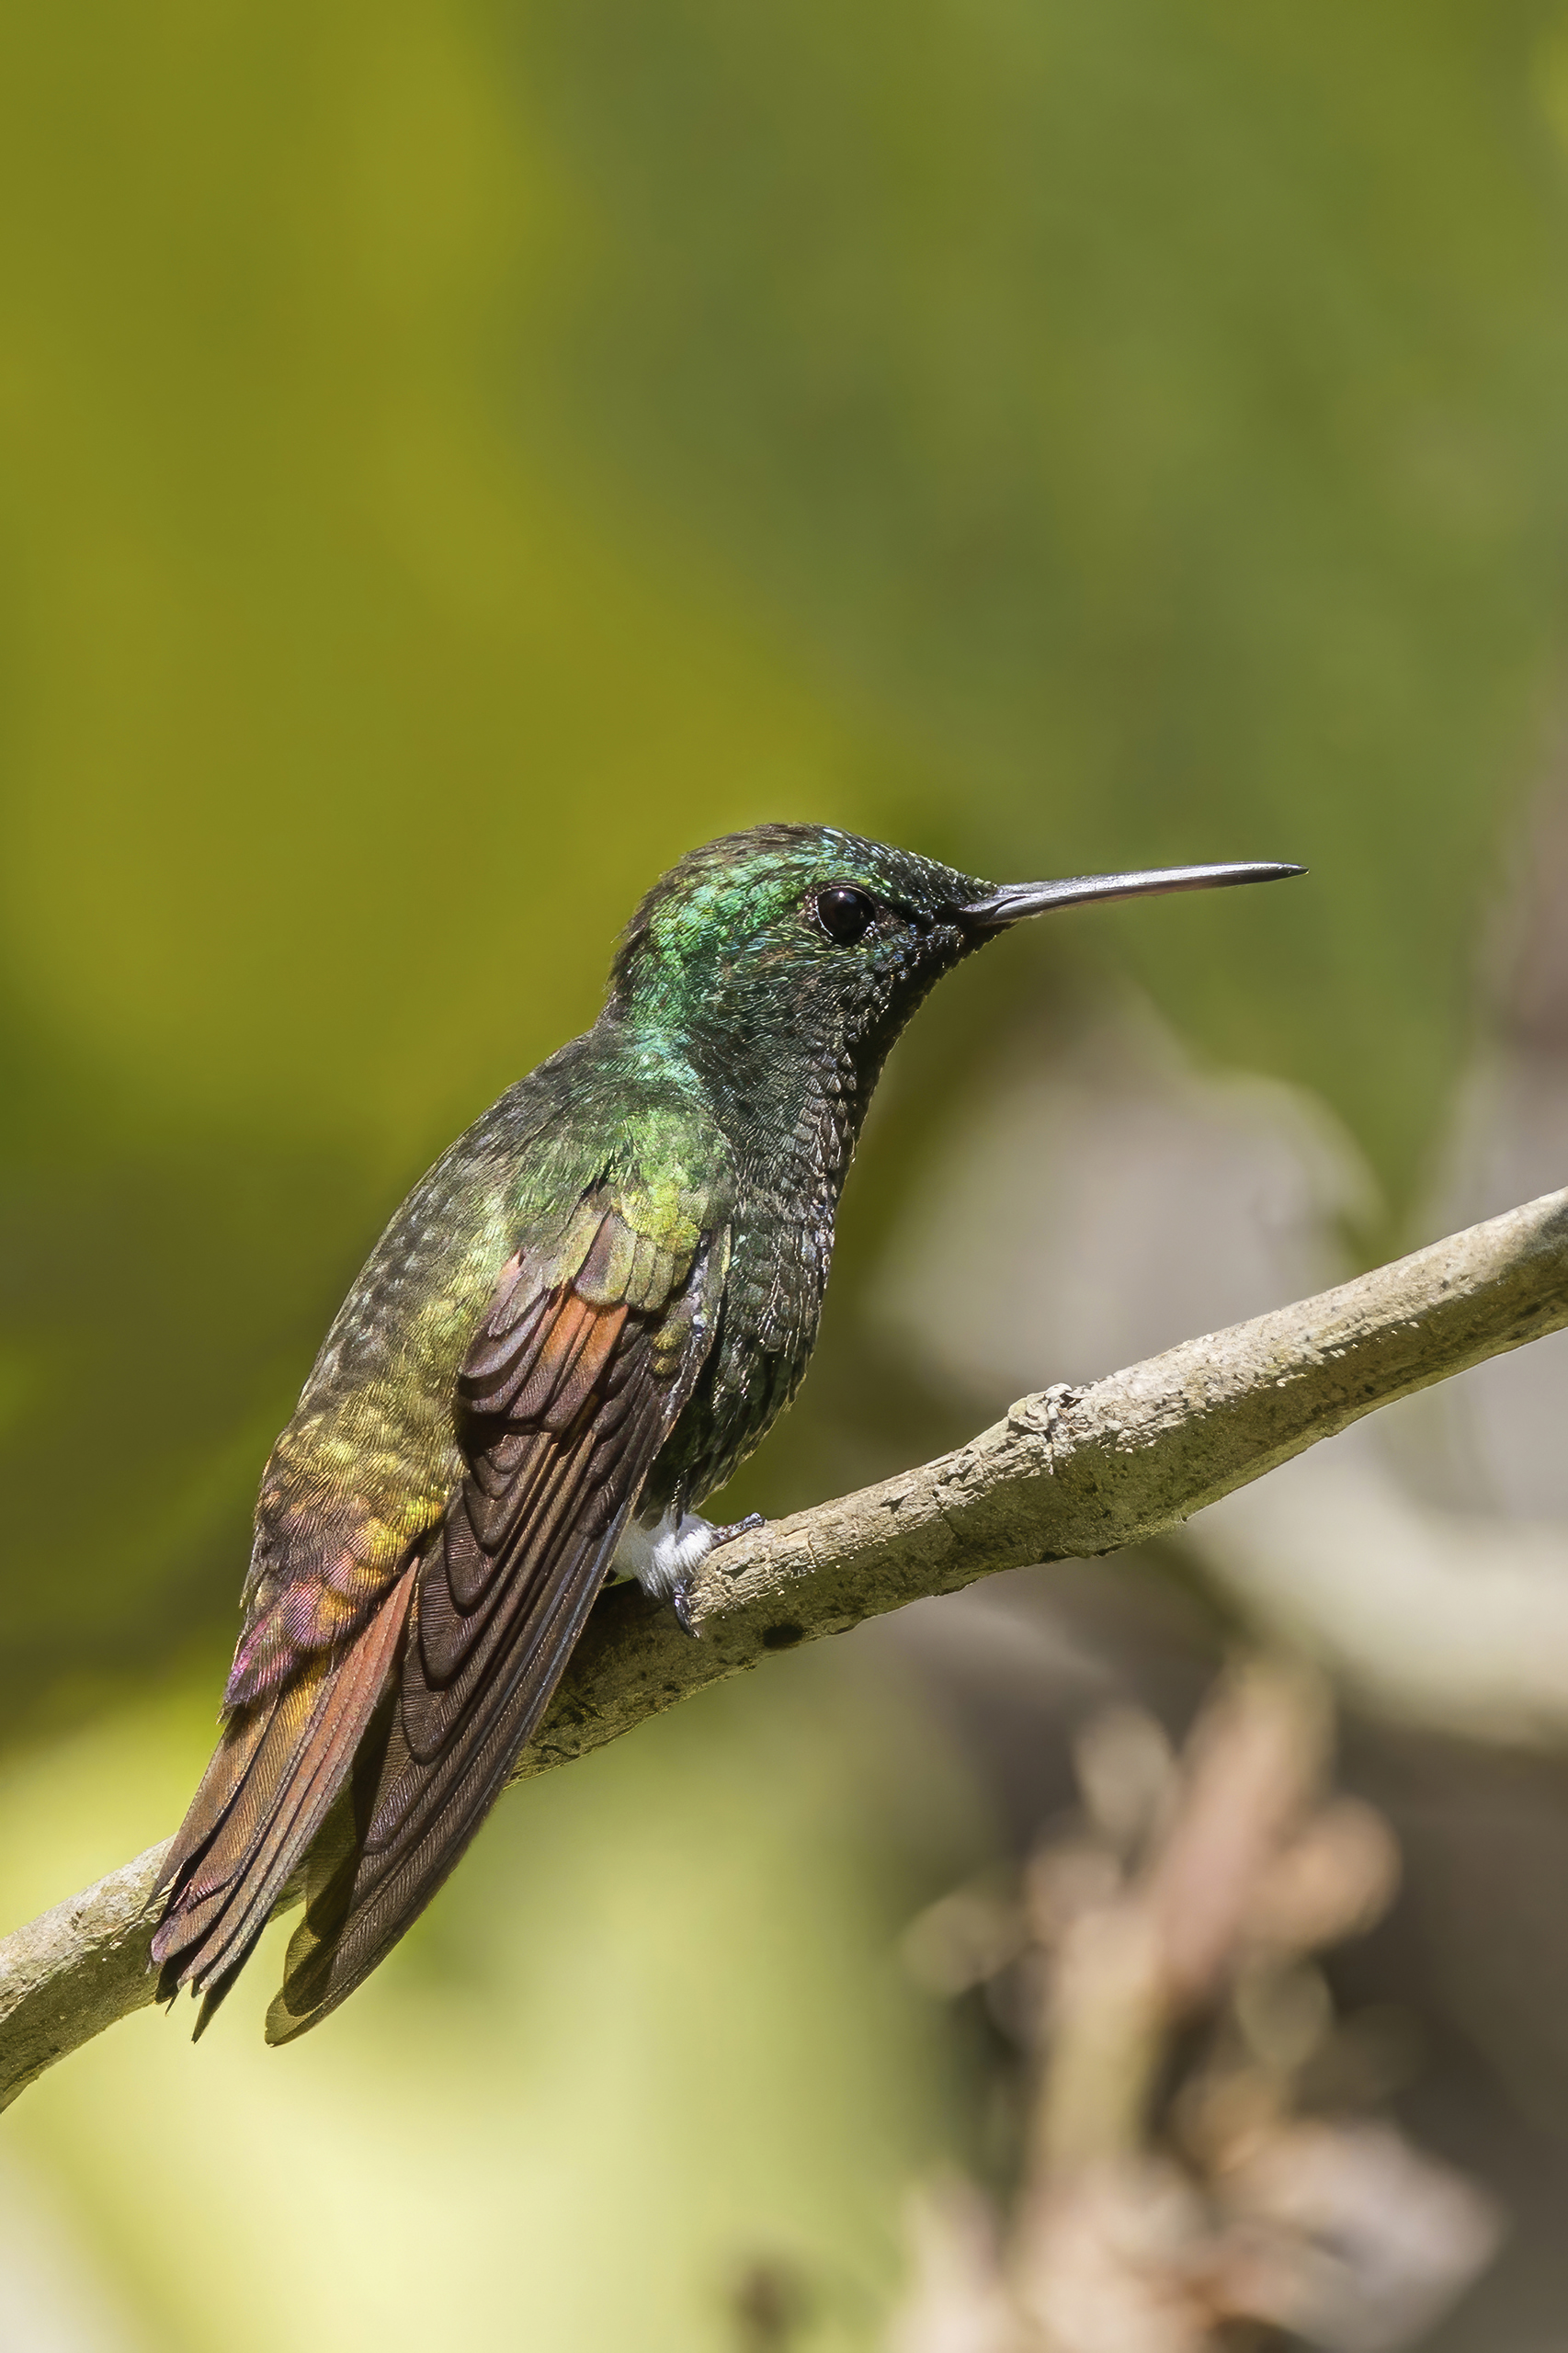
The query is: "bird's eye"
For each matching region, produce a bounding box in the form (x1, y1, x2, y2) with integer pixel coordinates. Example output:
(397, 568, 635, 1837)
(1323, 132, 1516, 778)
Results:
(813, 885, 877, 945)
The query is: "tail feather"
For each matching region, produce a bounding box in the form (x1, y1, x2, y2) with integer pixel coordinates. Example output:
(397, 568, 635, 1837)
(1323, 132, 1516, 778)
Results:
(264, 1491, 638, 2043)
(152, 1567, 415, 2018)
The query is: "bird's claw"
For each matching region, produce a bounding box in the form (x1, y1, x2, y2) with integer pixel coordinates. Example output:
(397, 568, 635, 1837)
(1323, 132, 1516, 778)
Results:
(708, 1511, 767, 1549)
(672, 1580, 701, 1640)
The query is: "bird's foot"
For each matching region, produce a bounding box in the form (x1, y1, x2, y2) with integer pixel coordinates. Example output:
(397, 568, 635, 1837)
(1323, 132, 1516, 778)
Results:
(668, 1514, 767, 1640)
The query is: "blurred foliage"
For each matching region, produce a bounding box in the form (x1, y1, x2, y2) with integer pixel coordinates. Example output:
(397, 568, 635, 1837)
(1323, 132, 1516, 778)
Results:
(535, 0, 1568, 1165)
(0, 1642, 983, 2352)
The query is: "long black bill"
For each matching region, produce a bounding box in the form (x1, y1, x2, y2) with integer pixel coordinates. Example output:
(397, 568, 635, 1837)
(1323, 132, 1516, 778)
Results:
(959, 860, 1306, 927)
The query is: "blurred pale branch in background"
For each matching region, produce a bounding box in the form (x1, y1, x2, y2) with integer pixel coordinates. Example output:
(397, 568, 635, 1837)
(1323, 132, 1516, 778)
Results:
(890, 1662, 1501, 2353)
(4, 1183, 1567, 2116)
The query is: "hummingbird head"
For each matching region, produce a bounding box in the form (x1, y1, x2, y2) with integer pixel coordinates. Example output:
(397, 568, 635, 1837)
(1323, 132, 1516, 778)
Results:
(609, 823, 1302, 1120)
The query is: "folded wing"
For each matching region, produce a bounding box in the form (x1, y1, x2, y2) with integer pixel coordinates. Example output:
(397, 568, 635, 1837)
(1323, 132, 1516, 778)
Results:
(152, 1190, 726, 2038)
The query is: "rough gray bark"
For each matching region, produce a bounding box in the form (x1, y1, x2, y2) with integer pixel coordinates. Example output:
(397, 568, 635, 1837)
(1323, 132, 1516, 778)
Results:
(4, 1184, 1567, 2112)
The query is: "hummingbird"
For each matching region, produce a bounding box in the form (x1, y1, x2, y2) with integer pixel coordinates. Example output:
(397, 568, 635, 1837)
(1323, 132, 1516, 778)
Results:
(152, 825, 1302, 2041)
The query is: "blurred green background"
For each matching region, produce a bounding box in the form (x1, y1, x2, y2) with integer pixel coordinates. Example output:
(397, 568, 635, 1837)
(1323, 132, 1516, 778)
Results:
(6, 2, 1568, 2346)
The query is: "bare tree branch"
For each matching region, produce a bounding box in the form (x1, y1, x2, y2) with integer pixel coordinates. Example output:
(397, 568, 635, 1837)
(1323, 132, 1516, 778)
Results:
(4, 1184, 1567, 2111)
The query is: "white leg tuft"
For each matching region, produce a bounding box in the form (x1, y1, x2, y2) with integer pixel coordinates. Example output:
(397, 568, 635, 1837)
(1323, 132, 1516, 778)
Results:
(610, 1506, 719, 1601)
